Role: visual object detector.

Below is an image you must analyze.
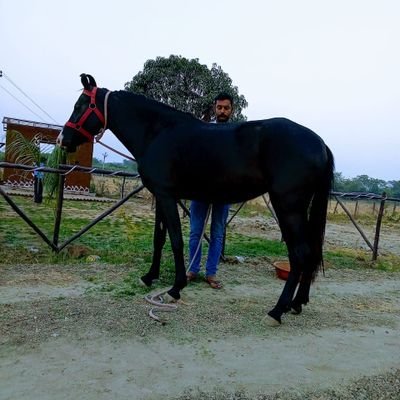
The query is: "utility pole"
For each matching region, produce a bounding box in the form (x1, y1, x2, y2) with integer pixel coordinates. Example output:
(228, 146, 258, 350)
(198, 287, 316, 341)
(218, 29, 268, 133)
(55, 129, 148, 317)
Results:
(102, 152, 108, 171)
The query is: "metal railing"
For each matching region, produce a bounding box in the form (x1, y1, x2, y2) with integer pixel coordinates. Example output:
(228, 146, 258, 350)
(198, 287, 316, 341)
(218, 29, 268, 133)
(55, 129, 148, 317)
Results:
(1, 161, 399, 260)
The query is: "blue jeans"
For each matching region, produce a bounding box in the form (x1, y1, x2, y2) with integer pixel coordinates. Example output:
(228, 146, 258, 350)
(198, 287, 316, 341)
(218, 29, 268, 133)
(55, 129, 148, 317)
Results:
(188, 201, 230, 277)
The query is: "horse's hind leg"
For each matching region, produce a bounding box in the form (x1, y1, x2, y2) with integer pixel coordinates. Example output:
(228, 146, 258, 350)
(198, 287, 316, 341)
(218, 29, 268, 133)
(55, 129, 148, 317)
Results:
(267, 207, 311, 325)
(290, 231, 322, 314)
(290, 273, 313, 315)
(140, 200, 167, 287)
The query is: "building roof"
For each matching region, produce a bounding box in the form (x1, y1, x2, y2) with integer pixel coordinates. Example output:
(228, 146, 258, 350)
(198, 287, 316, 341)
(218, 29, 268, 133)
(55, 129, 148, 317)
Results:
(2, 116, 63, 132)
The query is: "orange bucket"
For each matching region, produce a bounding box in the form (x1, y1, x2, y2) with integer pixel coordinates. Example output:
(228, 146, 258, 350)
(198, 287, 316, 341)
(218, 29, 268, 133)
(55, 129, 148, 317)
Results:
(273, 261, 290, 281)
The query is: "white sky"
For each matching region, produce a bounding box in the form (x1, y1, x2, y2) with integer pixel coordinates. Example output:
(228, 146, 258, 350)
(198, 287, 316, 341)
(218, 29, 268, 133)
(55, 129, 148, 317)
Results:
(1, 0, 399, 181)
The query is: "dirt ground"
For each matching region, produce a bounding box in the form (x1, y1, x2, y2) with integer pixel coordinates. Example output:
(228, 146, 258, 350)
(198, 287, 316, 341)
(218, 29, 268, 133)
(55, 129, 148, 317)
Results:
(0, 210, 399, 399)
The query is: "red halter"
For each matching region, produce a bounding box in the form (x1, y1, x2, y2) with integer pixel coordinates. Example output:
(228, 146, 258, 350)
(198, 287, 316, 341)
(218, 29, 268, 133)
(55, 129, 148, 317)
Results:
(65, 87, 105, 142)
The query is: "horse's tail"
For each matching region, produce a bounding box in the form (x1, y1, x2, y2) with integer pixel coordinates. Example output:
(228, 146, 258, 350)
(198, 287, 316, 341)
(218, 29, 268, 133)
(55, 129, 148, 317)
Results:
(309, 145, 334, 279)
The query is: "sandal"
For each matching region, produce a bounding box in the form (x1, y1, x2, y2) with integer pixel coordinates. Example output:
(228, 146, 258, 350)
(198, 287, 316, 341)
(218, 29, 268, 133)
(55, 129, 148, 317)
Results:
(205, 276, 223, 289)
(186, 271, 198, 282)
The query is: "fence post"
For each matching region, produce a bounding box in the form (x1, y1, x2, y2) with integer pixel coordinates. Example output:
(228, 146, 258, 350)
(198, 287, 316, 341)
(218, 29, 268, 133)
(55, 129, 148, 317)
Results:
(354, 200, 359, 218)
(53, 154, 67, 249)
(121, 176, 126, 199)
(334, 196, 374, 251)
(333, 201, 339, 214)
(372, 192, 387, 261)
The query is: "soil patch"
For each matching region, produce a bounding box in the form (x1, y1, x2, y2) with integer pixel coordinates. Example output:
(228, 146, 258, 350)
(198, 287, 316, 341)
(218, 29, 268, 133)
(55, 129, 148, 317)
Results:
(1, 258, 399, 399)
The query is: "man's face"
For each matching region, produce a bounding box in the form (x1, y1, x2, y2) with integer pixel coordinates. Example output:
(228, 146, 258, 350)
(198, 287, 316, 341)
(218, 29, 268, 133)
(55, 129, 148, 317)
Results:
(214, 99, 233, 123)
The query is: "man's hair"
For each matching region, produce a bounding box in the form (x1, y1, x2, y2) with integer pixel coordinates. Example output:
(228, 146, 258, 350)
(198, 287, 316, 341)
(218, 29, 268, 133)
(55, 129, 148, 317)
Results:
(214, 92, 234, 106)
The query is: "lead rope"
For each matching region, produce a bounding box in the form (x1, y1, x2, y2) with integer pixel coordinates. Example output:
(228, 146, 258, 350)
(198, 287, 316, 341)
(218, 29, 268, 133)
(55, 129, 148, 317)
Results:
(186, 204, 212, 272)
(145, 205, 212, 324)
(91, 91, 211, 324)
(94, 91, 137, 162)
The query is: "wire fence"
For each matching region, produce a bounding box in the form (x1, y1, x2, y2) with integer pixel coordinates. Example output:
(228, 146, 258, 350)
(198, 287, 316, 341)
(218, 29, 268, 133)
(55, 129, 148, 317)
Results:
(1, 161, 399, 261)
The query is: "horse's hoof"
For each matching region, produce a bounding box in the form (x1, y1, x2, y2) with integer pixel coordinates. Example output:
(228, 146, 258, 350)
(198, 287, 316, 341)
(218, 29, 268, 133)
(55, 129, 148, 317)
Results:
(138, 278, 148, 287)
(263, 314, 281, 327)
(167, 288, 181, 301)
(162, 292, 178, 304)
(139, 277, 156, 287)
(139, 275, 159, 287)
(291, 304, 302, 315)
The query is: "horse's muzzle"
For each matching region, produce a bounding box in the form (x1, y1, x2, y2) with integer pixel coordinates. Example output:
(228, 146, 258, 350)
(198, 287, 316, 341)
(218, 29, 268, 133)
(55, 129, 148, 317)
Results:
(56, 131, 64, 147)
(56, 130, 77, 153)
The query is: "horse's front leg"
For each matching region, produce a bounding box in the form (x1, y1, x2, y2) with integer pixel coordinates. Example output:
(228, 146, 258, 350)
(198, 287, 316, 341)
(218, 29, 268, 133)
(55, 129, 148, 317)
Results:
(140, 200, 167, 287)
(156, 195, 187, 300)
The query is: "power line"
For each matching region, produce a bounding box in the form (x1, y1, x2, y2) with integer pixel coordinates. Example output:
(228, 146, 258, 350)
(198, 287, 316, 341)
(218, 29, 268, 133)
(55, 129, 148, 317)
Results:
(1, 71, 60, 124)
(0, 83, 47, 122)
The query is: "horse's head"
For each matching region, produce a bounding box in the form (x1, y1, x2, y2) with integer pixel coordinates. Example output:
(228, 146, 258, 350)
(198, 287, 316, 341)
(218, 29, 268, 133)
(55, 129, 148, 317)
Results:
(57, 74, 108, 152)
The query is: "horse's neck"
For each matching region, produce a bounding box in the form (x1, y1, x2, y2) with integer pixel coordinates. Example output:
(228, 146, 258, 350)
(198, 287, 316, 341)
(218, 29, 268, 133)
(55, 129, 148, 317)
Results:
(107, 91, 196, 160)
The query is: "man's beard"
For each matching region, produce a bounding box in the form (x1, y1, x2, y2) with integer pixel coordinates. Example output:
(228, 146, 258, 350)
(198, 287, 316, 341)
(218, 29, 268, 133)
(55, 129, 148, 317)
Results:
(216, 115, 229, 123)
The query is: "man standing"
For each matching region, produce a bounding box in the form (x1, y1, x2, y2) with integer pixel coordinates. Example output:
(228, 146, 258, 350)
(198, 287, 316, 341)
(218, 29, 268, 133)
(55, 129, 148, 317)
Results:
(187, 93, 234, 289)
(33, 162, 44, 203)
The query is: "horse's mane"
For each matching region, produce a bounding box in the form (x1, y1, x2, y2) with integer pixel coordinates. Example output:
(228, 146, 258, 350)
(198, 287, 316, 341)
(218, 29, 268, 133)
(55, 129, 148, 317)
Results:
(115, 90, 200, 123)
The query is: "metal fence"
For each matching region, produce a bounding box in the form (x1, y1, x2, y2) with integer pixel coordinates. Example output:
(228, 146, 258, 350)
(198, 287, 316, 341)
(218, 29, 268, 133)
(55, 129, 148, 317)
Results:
(1, 161, 399, 261)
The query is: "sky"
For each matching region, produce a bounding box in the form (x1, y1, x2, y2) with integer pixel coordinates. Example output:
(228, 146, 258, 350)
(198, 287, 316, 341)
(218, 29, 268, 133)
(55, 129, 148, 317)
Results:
(1, 0, 399, 181)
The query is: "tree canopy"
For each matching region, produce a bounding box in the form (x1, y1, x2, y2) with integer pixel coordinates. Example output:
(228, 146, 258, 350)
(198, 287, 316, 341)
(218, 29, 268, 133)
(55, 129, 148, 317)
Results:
(334, 172, 400, 197)
(124, 55, 248, 122)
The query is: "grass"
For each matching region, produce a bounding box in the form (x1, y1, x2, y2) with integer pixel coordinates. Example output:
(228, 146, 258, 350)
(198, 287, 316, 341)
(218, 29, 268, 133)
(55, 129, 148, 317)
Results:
(324, 247, 400, 272)
(225, 233, 287, 258)
(1, 195, 399, 278)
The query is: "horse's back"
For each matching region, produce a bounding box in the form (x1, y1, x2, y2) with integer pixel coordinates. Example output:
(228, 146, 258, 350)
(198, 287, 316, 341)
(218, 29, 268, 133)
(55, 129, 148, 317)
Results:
(141, 117, 331, 203)
(244, 118, 328, 184)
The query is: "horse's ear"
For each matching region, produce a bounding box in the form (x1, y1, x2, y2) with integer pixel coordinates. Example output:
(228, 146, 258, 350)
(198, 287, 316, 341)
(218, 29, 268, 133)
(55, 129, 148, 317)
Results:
(80, 73, 97, 90)
(88, 75, 97, 87)
(80, 73, 90, 90)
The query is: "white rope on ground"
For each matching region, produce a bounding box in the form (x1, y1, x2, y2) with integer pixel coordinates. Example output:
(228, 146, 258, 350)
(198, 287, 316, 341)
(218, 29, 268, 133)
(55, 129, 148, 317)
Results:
(145, 205, 212, 324)
(83, 91, 212, 324)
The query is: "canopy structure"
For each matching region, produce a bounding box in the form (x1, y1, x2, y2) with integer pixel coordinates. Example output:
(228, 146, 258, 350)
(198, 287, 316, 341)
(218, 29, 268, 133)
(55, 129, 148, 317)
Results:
(2, 117, 93, 193)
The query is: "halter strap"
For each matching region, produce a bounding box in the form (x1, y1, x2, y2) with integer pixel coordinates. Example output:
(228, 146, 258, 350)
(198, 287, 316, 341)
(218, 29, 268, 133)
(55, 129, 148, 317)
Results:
(95, 90, 111, 142)
(65, 87, 110, 143)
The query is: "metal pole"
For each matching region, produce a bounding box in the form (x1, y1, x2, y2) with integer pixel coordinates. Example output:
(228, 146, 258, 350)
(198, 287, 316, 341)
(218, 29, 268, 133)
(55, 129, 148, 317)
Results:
(372, 192, 386, 261)
(334, 196, 374, 251)
(52, 176, 65, 247)
(334, 201, 339, 214)
(57, 185, 144, 252)
(354, 200, 359, 218)
(226, 202, 246, 225)
(53, 153, 67, 248)
(0, 186, 57, 251)
(121, 176, 126, 199)
(261, 194, 280, 226)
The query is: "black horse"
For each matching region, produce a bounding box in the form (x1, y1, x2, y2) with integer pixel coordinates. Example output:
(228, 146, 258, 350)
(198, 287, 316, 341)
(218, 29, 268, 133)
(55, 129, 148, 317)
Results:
(57, 74, 334, 325)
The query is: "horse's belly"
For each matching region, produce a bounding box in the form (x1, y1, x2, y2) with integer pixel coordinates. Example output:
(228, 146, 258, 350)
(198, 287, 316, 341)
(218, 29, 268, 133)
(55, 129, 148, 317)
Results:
(179, 181, 268, 204)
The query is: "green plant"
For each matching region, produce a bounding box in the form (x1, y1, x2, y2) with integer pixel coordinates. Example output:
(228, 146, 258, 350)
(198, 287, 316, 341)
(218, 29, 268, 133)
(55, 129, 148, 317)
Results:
(43, 146, 66, 199)
(7, 130, 42, 165)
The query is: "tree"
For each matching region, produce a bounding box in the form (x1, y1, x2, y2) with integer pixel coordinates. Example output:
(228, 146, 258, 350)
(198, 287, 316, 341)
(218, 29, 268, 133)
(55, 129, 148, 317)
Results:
(387, 180, 400, 198)
(333, 172, 346, 191)
(124, 55, 248, 122)
(333, 172, 399, 197)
